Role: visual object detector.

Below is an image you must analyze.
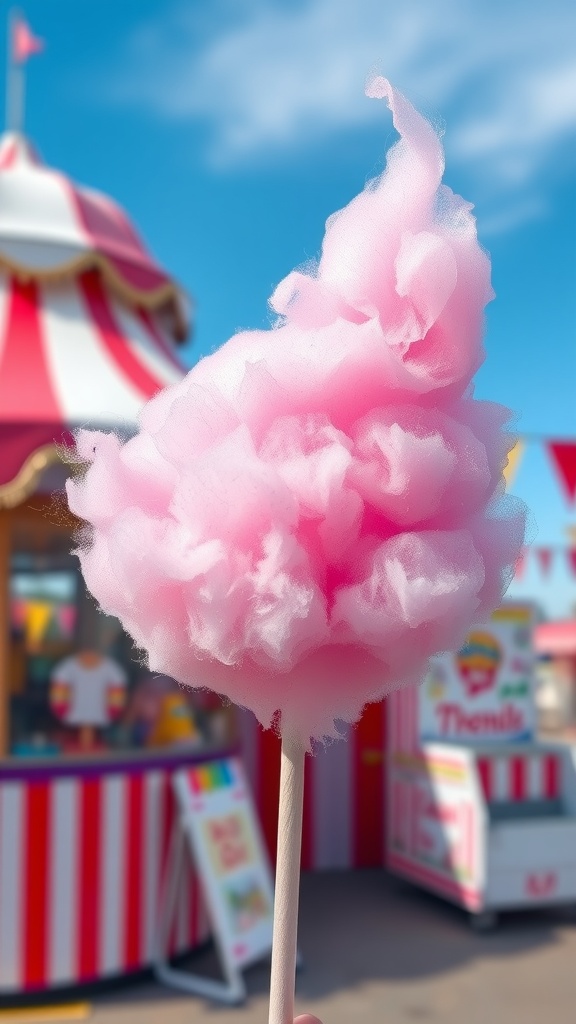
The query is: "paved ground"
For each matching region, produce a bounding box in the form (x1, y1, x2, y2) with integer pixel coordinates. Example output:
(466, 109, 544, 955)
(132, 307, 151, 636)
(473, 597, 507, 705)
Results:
(4, 872, 574, 1023)
(86, 871, 576, 1024)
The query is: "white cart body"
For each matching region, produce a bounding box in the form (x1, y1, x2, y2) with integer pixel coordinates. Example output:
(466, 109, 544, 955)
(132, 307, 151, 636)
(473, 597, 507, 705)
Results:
(387, 604, 576, 915)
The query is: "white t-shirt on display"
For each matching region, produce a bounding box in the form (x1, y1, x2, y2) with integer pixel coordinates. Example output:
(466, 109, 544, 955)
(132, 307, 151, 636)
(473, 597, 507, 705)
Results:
(51, 655, 127, 727)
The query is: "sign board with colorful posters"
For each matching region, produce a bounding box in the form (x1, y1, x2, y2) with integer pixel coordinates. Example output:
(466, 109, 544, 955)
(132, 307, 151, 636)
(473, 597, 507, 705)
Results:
(388, 744, 486, 912)
(155, 758, 274, 1003)
(420, 603, 536, 744)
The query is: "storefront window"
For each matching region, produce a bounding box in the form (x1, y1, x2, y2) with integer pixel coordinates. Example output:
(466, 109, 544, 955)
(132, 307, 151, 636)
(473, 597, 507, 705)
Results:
(8, 547, 235, 759)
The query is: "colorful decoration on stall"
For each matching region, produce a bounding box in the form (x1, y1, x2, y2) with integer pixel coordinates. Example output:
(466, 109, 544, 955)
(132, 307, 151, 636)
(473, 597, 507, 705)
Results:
(189, 761, 235, 793)
(11, 597, 77, 651)
(23, 600, 52, 650)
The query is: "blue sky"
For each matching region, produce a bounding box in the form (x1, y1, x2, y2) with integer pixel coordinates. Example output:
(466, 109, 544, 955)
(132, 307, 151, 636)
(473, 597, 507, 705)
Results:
(6, 0, 576, 616)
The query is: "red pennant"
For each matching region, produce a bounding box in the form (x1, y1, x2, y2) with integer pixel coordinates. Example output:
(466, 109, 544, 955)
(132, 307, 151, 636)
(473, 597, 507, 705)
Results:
(548, 442, 576, 504)
(535, 548, 553, 577)
(514, 548, 528, 580)
(567, 549, 576, 578)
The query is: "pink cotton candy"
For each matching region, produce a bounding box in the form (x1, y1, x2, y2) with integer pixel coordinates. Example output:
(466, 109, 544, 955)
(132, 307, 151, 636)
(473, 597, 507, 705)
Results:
(67, 79, 526, 745)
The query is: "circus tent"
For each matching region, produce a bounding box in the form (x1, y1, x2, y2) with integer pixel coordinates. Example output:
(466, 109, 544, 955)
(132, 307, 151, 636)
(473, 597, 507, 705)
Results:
(0, 130, 189, 508)
(0, 128, 189, 754)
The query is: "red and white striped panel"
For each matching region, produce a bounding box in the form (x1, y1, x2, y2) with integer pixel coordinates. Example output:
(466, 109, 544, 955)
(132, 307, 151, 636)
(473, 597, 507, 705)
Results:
(388, 686, 421, 759)
(0, 270, 184, 432)
(477, 752, 561, 803)
(238, 701, 388, 871)
(0, 133, 174, 297)
(0, 766, 208, 994)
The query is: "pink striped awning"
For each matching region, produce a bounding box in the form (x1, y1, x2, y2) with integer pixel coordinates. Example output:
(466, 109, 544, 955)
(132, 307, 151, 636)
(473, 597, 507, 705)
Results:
(0, 268, 185, 505)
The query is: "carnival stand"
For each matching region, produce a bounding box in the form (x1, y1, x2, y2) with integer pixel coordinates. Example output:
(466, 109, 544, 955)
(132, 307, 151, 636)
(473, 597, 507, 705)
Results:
(0, 122, 222, 994)
(387, 603, 576, 926)
(0, 126, 392, 996)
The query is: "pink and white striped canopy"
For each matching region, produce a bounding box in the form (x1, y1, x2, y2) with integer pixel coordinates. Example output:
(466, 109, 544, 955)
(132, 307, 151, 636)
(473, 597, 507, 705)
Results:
(0, 269, 185, 494)
(0, 132, 186, 331)
(0, 132, 189, 502)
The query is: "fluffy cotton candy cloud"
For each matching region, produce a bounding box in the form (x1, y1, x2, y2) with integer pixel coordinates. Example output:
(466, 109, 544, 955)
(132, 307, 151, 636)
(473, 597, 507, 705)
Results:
(68, 81, 526, 744)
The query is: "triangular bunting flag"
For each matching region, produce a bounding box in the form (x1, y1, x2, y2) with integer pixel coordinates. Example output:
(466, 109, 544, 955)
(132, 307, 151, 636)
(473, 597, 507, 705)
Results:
(567, 549, 576, 578)
(11, 599, 26, 629)
(548, 442, 576, 504)
(535, 548, 553, 578)
(503, 440, 525, 489)
(514, 547, 528, 580)
(25, 601, 54, 649)
(56, 604, 77, 638)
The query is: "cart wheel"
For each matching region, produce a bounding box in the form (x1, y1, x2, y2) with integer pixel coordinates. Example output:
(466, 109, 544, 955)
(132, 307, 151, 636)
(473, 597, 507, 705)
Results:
(470, 910, 498, 932)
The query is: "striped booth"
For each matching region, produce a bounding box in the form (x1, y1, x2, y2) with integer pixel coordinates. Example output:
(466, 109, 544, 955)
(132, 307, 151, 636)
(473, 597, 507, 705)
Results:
(0, 700, 389, 996)
(0, 752, 210, 994)
(476, 750, 561, 808)
(387, 673, 576, 920)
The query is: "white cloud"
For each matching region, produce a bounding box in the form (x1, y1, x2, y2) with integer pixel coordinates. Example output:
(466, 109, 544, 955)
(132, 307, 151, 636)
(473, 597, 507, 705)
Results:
(110, 0, 576, 229)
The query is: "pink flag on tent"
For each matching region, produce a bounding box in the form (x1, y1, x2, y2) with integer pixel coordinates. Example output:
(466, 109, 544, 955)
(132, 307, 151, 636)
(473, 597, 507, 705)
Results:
(13, 17, 44, 64)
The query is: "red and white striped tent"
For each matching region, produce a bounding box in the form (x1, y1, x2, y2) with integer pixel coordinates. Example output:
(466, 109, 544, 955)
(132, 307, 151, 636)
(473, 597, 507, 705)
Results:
(0, 126, 392, 995)
(0, 131, 188, 507)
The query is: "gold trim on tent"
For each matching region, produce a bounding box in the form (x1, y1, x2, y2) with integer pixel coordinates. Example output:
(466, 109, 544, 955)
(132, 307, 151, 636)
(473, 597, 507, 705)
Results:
(0, 445, 64, 510)
(0, 250, 190, 342)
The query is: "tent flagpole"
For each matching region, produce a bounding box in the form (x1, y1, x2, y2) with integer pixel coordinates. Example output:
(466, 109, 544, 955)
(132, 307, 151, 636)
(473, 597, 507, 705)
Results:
(6, 8, 25, 132)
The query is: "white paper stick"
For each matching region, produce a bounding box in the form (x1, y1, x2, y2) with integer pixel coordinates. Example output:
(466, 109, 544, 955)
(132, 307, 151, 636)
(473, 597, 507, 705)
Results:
(268, 732, 305, 1024)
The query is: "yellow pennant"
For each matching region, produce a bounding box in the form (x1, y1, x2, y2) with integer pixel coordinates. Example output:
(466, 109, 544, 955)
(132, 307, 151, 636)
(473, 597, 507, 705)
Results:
(24, 601, 53, 649)
(503, 440, 524, 489)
